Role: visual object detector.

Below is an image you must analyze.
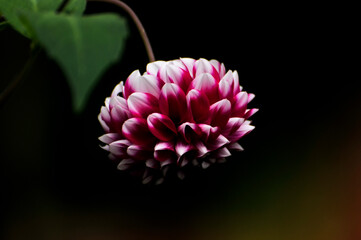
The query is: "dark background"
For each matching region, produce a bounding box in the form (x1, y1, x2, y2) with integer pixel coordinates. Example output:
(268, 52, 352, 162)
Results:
(1, 1, 359, 239)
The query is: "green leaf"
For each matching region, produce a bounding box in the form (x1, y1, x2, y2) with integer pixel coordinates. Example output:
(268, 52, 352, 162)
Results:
(23, 12, 128, 112)
(0, 0, 63, 37)
(63, 0, 87, 16)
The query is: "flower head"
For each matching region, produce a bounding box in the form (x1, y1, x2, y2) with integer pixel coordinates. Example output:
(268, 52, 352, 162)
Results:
(99, 58, 258, 184)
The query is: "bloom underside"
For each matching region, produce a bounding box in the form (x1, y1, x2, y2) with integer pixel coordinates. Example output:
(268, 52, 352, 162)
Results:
(99, 58, 257, 184)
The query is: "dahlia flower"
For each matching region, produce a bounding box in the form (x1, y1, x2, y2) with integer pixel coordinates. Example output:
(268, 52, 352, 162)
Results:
(98, 58, 257, 184)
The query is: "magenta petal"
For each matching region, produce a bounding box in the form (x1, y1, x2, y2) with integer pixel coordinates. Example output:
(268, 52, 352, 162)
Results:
(244, 108, 259, 119)
(180, 58, 196, 77)
(232, 91, 248, 117)
(175, 139, 195, 158)
(110, 104, 129, 134)
(127, 92, 159, 118)
(210, 59, 226, 79)
(218, 70, 234, 100)
(158, 63, 192, 92)
(178, 122, 202, 143)
(123, 70, 141, 99)
(232, 71, 241, 96)
(147, 113, 177, 141)
(159, 83, 188, 123)
(189, 73, 219, 103)
(227, 142, 244, 151)
(208, 99, 231, 128)
(154, 141, 177, 162)
(122, 118, 156, 146)
(222, 117, 245, 140)
(186, 89, 210, 123)
(214, 147, 231, 158)
(198, 124, 220, 142)
(206, 134, 230, 151)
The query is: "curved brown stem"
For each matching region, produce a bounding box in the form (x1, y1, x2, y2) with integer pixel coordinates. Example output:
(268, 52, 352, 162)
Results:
(87, 0, 155, 62)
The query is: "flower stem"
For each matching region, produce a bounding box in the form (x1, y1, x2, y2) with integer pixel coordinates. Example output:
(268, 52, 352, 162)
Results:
(87, 0, 155, 62)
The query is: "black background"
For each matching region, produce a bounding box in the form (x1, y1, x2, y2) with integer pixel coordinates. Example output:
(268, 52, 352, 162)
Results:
(1, 1, 359, 239)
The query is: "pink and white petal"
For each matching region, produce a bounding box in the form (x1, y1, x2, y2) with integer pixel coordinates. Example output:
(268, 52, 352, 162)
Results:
(109, 95, 128, 112)
(244, 108, 259, 119)
(159, 83, 188, 123)
(189, 73, 219, 103)
(127, 92, 159, 118)
(122, 118, 156, 146)
(227, 142, 244, 151)
(98, 133, 122, 145)
(109, 139, 132, 158)
(146, 60, 166, 76)
(218, 70, 234, 100)
(99, 107, 111, 132)
(146, 159, 159, 169)
(194, 141, 209, 157)
(147, 113, 177, 141)
(111, 81, 124, 97)
(232, 91, 248, 117)
(154, 141, 177, 163)
(180, 57, 196, 77)
(222, 117, 245, 138)
(197, 124, 220, 142)
(158, 63, 192, 92)
(110, 104, 129, 133)
(232, 71, 242, 95)
(124, 73, 162, 99)
(175, 139, 195, 158)
(127, 144, 153, 160)
(177, 122, 202, 143)
(228, 121, 255, 142)
(248, 93, 255, 103)
(123, 70, 141, 99)
(193, 58, 219, 81)
(206, 134, 230, 151)
(210, 59, 226, 78)
(186, 89, 210, 123)
(208, 99, 231, 128)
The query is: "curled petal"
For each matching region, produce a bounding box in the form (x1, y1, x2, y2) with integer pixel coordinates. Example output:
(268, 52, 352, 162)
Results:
(146, 60, 166, 76)
(154, 141, 177, 162)
(122, 118, 156, 146)
(232, 91, 248, 117)
(189, 73, 219, 103)
(186, 89, 210, 123)
(124, 72, 161, 99)
(178, 122, 202, 143)
(109, 139, 132, 158)
(208, 99, 231, 128)
(198, 124, 220, 142)
(127, 92, 159, 118)
(159, 83, 188, 123)
(111, 81, 124, 97)
(99, 106, 111, 132)
(147, 113, 177, 141)
(99, 133, 122, 145)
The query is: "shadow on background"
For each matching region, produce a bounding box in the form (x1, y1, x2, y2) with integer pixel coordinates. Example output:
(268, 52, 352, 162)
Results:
(0, 1, 358, 240)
